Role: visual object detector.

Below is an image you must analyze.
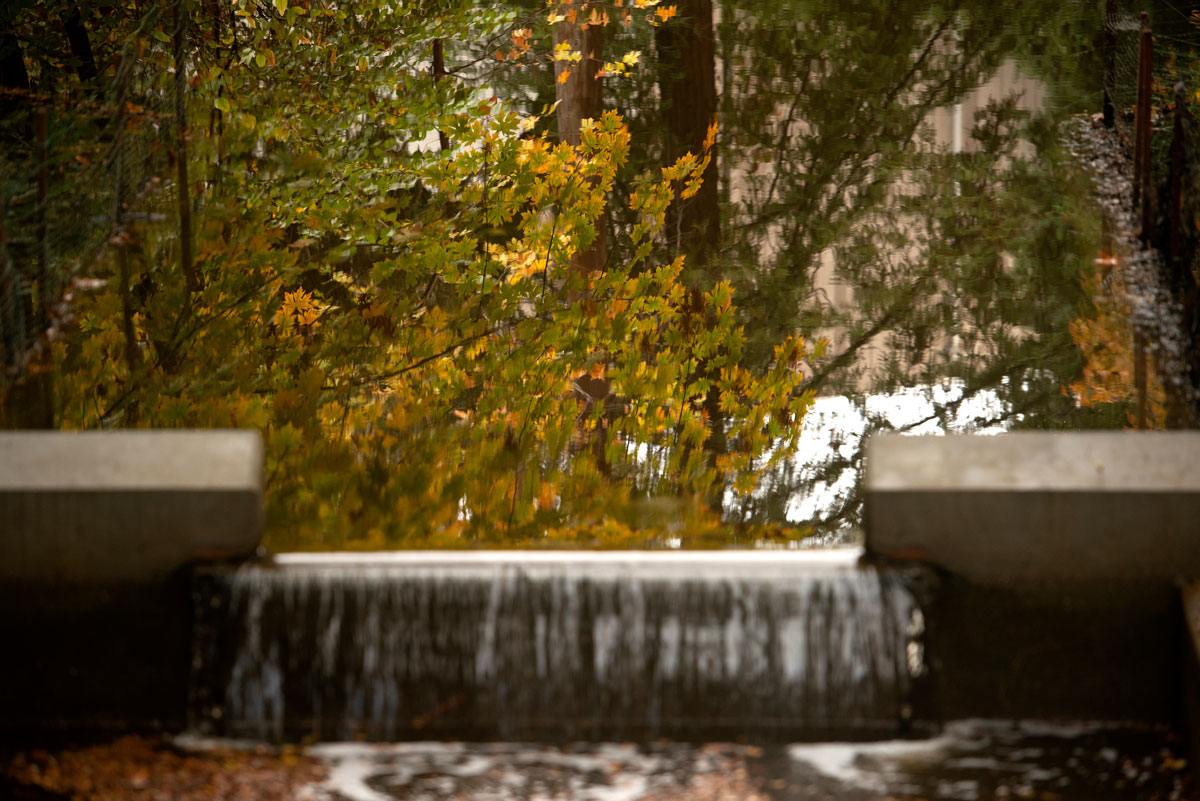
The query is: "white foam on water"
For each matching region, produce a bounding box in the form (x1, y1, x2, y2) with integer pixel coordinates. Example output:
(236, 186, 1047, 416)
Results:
(996, 719, 1112, 738)
(786, 719, 1131, 796)
(936, 779, 981, 800)
(787, 736, 954, 792)
(322, 756, 395, 801)
(297, 742, 704, 801)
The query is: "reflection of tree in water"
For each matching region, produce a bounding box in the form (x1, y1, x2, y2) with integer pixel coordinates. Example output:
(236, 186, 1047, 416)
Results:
(718, 2, 1125, 533)
(499, 0, 1124, 535)
(609, 0, 1121, 533)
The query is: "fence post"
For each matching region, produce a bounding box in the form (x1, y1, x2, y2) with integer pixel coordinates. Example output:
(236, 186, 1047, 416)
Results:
(1170, 81, 1186, 286)
(1134, 329, 1148, 429)
(173, 0, 196, 295)
(1135, 12, 1153, 239)
(1103, 0, 1116, 128)
(0, 158, 22, 371)
(35, 107, 49, 331)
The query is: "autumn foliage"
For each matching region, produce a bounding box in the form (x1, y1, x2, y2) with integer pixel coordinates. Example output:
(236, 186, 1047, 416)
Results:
(5, 0, 815, 548)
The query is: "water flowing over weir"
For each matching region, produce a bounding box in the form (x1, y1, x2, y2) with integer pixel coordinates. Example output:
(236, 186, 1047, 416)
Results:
(190, 550, 929, 743)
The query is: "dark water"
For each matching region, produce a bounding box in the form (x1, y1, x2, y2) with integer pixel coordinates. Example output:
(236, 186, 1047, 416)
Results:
(192, 551, 925, 742)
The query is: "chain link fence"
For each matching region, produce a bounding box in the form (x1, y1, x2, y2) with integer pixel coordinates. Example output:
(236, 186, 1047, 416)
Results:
(1100, 0, 1200, 425)
(1, 2, 185, 418)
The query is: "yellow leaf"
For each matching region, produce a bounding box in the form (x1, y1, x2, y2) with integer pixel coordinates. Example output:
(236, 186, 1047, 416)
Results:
(622, 50, 641, 66)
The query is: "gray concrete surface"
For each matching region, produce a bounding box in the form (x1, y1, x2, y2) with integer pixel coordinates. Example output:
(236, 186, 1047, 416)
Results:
(865, 432, 1200, 584)
(0, 430, 263, 583)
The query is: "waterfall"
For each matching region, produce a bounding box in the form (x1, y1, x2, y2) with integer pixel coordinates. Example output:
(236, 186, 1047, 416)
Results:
(191, 550, 924, 742)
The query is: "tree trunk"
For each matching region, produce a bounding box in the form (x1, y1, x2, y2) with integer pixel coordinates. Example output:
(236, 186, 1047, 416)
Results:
(656, 0, 724, 505)
(554, 4, 606, 275)
(432, 39, 450, 152)
(63, 6, 98, 85)
(655, 0, 719, 273)
(555, 6, 608, 472)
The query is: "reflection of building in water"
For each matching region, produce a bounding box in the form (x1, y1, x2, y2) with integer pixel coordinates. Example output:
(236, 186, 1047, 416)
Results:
(928, 60, 1046, 158)
(806, 61, 1048, 391)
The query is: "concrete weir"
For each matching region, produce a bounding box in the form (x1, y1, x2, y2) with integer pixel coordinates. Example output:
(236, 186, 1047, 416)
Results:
(4, 428, 1200, 741)
(191, 550, 928, 742)
(865, 432, 1200, 724)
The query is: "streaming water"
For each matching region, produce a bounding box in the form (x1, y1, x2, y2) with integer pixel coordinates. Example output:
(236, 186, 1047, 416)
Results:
(193, 551, 923, 742)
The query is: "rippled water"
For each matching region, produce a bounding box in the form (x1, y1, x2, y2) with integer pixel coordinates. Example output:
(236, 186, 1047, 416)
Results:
(260, 721, 1188, 801)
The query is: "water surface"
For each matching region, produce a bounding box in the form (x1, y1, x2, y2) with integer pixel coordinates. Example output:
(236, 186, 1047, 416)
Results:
(292, 721, 1188, 801)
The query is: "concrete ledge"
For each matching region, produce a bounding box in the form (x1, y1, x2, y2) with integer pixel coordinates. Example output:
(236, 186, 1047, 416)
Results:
(865, 432, 1200, 584)
(0, 430, 263, 584)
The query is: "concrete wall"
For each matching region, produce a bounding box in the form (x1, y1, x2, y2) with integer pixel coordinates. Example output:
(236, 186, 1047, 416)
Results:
(0, 430, 263, 584)
(926, 578, 1184, 722)
(865, 432, 1200, 584)
(0, 430, 263, 738)
(865, 431, 1200, 724)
